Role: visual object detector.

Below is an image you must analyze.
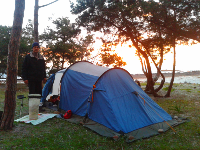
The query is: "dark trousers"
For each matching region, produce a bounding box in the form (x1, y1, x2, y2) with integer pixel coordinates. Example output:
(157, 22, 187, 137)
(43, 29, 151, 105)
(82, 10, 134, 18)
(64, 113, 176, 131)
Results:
(28, 81, 42, 95)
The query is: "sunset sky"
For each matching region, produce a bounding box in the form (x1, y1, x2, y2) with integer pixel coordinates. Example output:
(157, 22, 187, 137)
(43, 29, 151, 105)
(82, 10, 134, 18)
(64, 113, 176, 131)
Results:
(1, 0, 199, 74)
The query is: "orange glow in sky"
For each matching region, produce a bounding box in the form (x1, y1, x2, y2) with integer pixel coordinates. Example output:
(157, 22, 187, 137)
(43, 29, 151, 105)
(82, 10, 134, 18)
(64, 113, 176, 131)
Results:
(1, 1, 199, 75)
(106, 42, 200, 74)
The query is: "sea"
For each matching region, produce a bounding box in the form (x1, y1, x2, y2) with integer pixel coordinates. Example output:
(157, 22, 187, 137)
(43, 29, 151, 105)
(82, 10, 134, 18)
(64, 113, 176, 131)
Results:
(132, 70, 200, 84)
(136, 76, 200, 84)
(1, 71, 200, 84)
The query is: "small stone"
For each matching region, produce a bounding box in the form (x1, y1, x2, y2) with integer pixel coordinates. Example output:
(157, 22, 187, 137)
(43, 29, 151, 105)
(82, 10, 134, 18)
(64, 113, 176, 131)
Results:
(174, 116, 178, 119)
(128, 135, 134, 140)
(53, 111, 60, 114)
(113, 135, 119, 140)
(158, 129, 164, 133)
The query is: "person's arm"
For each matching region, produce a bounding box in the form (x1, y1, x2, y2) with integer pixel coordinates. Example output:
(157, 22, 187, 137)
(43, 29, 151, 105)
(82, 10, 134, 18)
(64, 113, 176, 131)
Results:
(43, 59, 47, 83)
(43, 78, 47, 84)
(24, 80, 28, 85)
(22, 55, 29, 84)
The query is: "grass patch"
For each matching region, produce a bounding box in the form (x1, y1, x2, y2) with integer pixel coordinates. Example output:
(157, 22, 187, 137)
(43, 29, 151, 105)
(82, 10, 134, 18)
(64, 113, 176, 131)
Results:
(0, 83, 200, 149)
(162, 87, 175, 92)
(140, 82, 147, 86)
(167, 100, 187, 113)
(179, 89, 192, 92)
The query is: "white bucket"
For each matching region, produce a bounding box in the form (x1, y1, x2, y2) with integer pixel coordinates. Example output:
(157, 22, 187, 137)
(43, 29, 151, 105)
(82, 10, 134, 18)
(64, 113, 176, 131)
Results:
(28, 94, 41, 120)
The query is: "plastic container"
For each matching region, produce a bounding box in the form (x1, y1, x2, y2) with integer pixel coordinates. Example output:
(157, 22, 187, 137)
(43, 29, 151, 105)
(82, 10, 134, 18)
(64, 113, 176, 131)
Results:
(28, 94, 41, 120)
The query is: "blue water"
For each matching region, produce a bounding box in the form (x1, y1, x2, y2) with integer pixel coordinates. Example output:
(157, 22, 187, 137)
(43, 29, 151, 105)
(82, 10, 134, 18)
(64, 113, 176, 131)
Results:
(161, 76, 200, 84)
(137, 76, 200, 84)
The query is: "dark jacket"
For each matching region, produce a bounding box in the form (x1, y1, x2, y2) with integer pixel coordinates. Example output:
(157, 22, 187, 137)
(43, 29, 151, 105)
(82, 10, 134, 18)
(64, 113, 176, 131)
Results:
(22, 52, 46, 82)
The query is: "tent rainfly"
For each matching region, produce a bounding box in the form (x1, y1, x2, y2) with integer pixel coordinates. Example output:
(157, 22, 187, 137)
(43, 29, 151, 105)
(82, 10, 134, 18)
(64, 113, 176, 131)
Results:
(59, 61, 172, 133)
(41, 68, 66, 103)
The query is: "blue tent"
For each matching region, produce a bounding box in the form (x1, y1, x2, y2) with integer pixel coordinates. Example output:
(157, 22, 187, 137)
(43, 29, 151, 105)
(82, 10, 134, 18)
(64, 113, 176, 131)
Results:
(59, 61, 172, 134)
(41, 73, 55, 103)
(41, 69, 67, 103)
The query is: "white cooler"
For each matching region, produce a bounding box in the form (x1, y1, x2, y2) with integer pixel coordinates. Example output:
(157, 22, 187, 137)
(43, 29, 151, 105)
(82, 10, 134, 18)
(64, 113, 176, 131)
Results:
(28, 94, 41, 120)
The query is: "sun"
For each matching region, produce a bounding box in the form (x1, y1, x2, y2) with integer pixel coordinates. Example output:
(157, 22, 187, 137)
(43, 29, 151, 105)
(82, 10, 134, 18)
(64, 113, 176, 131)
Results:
(112, 43, 143, 74)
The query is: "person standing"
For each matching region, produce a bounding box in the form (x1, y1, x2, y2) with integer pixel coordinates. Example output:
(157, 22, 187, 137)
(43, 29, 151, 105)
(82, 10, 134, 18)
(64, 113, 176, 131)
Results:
(22, 42, 47, 95)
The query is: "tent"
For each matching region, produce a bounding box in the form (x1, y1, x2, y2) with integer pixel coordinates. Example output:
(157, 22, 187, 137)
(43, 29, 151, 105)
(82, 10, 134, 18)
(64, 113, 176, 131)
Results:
(59, 61, 174, 135)
(41, 68, 66, 103)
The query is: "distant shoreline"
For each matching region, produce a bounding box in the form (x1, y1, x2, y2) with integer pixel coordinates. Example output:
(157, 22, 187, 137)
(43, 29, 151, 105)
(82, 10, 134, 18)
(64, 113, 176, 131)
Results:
(132, 70, 200, 79)
(1, 70, 200, 81)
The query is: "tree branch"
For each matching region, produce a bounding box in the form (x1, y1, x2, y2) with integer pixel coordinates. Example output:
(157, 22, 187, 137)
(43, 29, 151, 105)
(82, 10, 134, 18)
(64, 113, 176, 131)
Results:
(39, 0, 59, 8)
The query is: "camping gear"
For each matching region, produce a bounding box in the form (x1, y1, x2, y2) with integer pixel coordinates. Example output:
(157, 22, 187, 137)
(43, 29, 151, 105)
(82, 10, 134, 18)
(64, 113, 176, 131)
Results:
(42, 61, 187, 140)
(17, 95, 26, 116)
(62, 114, 189, 142)
(15, 113, 57, 125)
(63, 110, 72, 119)
(28, 94, 41, 120)
(41, 73, 55, 103)
(41, 68, 66, 103)
(48, 95, 60, 105)
(59, 61, 172, 134)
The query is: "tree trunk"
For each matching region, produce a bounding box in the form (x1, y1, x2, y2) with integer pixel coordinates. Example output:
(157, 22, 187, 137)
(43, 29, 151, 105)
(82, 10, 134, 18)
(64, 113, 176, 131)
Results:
(154, 49, 165, 92)
(0, 0, 25, 130)
(153, 27, 164, 83)
(165, 38, 176, 97)
(145, 60, 155, 94)
(149, 52, 165, 93)
(165, 9, 177, 97)
(34, 0, 39, 42)
(146, 45, 165, 93)
(128, 29, 159, 97)
(140, 52, 160, 97)
(132, 40, 158, 96)
(34, 0, 59, 42)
